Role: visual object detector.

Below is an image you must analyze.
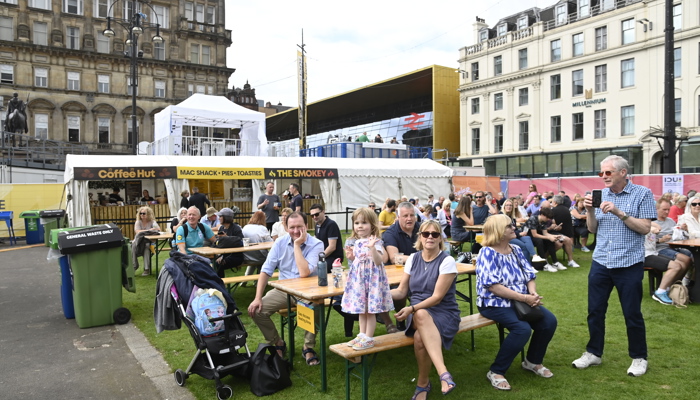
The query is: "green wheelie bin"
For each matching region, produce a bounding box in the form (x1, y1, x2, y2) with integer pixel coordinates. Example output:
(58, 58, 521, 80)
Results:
(57, 223, 135, 328)
(40, 209, 67, 247)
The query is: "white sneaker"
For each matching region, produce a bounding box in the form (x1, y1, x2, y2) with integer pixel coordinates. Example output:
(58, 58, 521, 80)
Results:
(553, 262, 567, 270)
(568, 260, 580, 268)
(531, 255, 546, 263)
(581, 246, 590, 252)
(627, 358, 647, 377)
(543, 264, 558, 273)
(572, 352, 602, 369)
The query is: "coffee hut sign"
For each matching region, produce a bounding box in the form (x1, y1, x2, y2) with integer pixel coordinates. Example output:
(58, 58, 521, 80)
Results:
(75, 167, 338, 180)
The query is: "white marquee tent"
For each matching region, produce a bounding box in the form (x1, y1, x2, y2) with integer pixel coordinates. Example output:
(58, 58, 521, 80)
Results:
(63, 155, 453, 228)
(153, 94, 268, 156)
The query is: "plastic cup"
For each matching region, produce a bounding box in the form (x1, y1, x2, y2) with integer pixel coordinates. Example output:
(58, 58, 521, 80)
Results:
(242, 238, 250, 247)
(394, 253, 404, 266)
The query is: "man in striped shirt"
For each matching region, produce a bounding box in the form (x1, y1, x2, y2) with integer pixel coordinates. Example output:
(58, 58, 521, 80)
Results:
(572, 155, 656, 377)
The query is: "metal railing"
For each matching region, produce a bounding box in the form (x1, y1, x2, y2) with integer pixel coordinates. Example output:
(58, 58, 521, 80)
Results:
(148, 135, 265, 157)
(1, 130, 88, 170)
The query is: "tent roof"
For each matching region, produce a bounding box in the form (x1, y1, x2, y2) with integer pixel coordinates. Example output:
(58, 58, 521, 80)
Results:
(165, 94, 264, 128)
(64, 155, 452, 183)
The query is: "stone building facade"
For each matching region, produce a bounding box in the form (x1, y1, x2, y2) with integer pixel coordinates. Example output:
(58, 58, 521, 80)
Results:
(0, 0, 234, 154)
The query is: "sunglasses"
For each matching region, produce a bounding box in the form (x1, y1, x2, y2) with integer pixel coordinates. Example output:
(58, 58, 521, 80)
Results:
(598, 170, 616, 177)
(420, 231, 441, 239)
(310, 213, 321, 217)
(691, 203, 700, 207)
(368, 205, 376, 207)
(139, 212, 147, 215)
(475, 196, 483, 199)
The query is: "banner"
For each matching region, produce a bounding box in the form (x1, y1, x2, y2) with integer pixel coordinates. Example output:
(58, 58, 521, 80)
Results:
(73, 166, 339, 181)
(75, 167, 178, 180)
(177, 167, 264, 179)
(264, 168, 337, 179)
(662, 174, 683, 194)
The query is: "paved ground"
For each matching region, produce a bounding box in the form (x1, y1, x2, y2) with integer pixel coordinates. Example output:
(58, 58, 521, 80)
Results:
(0, 243, 194, 400)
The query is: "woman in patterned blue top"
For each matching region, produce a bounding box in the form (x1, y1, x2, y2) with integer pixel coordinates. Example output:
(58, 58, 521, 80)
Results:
(476, 214, 558, 391)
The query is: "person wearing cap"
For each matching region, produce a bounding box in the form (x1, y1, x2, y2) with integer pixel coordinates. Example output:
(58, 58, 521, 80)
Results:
(200, 207, 221, 229)
(214, 207, 244, 278)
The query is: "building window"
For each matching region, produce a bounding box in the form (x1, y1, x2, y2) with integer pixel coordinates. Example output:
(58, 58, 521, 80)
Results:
(471, 98, 480, 114)
(123, 0, 141, 19)
(471, 128, 480, 155)
(555, 4, 567, 25)
(572, 33, 584, 57)
(0, 64, 13, 84)
(572, 112, 584, 140)
(519, 121, 529, 151)
(572, 69, 584, 97)
(674, 47, 681, 78)
(0, 16, 12, 41)
(152, 4, 170, 29)
(518, 48, 528, 70)
(196, 84, 205, 94)
(675, 98, 681, 127)
(673, 4, 681, 30)
(595, 26, 607, 51)
(207, 85, 214, 95)
(494, 55, 502, 76)
(187, 83, 194, 96)
(578, 0, 590, 18)
(494, 125, 503, 153)
(34, 67, 48, 87)
(551, 115, 561, 143)
(154, 41, 165, 60)
(29, 0, 51, 10)
(550, 74, 561, 100)
(127, 76, 138, 96)
(67, 71, 80, 90)
(517, 16, 528, 30)
(33, 22, 48, 46)
(35, 113, 48, 139)
(595, 64, 607, 92)
(600, 0, 614, 12)
(519, 88, 528, 106)
(63, 0, 83, 15)
(191, 44, 211, 65)
(471, 62, 479, 81)
(497, 24, 507, 36)
(96, 32, 110, 53)
(621, 58, 635, 88)
(98, 117, 110, 144)
(206, 6, 215, 24)
(67, 27, 80, 50)
(97, 74, 110, 93)
(185, 1, 193, 21)
(479, 29, 488, 43)
(202, 46, 211, 65)
(621, 105, 635, 136)
(551, 39, 561, 62)
(67, 115, 80, 142)
(622, 19, 634, 45)
(155, 80, 166, 98)
(594, 109, 606, 139)
(95, 0, 110, 18)
(494, 93, 503, 110)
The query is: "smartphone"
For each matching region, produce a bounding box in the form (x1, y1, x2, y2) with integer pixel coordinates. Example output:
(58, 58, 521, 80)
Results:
(592, 190, 602, 208)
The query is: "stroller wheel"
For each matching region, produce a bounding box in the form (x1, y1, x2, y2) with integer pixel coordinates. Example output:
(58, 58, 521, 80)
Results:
(174, 369, 187, 386)
(113, 307, 131, 324)
(216, 385, 233, 400)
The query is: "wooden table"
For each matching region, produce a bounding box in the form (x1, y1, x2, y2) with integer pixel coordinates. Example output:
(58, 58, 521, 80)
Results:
(669, 238, 700, 302)
(189, 241, 273, 258)
(144, 232, 173, 276)
(268, 263, 475, 392)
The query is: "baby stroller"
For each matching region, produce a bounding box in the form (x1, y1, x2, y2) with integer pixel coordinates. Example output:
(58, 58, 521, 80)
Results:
(163, 252, 251, 400)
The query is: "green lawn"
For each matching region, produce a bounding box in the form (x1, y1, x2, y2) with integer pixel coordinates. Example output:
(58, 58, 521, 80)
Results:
(123, 236, 699, 399)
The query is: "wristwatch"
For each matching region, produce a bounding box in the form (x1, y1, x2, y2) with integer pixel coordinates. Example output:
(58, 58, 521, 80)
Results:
(620, 212, 629, 221)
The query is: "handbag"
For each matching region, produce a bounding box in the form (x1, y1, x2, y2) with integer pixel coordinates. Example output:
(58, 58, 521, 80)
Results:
(512, 248, 544, 322)
(249, 343, 292, 397)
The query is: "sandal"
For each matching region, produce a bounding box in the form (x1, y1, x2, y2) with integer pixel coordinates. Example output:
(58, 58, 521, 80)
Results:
(486, 370, 511, 391)
(411, 381, 431, 400)
(521, 358, 553, 378)
(386, 324, 399, 334)
(302, 347, 319, 366)
(274, 341, 287, 358)
(439, 371, 456, 395)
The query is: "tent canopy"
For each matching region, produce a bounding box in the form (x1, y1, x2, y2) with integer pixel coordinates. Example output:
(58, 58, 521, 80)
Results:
(154, 94, 267, 156)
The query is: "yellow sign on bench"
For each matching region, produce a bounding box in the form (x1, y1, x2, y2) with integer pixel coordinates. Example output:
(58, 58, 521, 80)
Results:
(296, 302, 316, 334)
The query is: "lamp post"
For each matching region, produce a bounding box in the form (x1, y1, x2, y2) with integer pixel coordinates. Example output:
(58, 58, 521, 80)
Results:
(102, 0, 163, 155)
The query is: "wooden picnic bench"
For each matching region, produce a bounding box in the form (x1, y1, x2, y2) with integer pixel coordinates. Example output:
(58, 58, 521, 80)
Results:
(329, 313, 503, 400)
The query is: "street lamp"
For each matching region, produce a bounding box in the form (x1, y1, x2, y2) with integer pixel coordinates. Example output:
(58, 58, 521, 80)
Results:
(103, 0, 164, 155)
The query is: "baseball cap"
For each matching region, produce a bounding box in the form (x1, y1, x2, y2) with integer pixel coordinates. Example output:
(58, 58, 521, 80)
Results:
(216, 207, 235, 218)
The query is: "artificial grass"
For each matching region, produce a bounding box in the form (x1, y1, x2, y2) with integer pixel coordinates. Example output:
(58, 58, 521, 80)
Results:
(123, 235, 700, 399)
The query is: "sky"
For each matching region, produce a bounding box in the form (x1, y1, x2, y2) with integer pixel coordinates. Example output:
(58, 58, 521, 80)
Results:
(225, 0, 543, 108)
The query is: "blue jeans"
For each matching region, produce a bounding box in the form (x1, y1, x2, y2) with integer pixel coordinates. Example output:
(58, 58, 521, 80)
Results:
(478, 305, 557, 375)
(586, 260, 646, 359)
(658, 247, 693, 261)
(510, 236, 536, 260)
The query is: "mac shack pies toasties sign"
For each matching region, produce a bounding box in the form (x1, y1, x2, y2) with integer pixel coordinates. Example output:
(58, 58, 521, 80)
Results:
(76, 167, 337, 180)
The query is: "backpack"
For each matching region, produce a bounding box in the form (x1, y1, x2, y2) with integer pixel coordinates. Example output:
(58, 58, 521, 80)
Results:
(183, 223, 207, 240)
(668, 281, 689, 308)
(186, 286, 227, 335)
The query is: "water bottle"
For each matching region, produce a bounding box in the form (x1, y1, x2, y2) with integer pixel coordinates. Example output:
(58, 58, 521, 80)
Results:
(332, 258, 343, 288)
(317, 253, 328, 286)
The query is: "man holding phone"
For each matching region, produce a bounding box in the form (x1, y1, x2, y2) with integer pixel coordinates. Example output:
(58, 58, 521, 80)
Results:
(572, 155, 656, 377)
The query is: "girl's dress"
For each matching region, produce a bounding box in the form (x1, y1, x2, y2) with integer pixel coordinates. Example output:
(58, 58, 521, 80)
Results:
(341, 238, 393, 314)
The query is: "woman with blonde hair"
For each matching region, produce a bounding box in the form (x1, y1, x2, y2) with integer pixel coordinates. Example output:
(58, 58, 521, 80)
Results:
(271, 207, 292, 241)
(133, 206, 160, 276)
(476, 214, 557, 391)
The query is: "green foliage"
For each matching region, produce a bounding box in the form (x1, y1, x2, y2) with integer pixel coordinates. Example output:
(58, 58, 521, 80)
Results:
(124, 238, 700, 400)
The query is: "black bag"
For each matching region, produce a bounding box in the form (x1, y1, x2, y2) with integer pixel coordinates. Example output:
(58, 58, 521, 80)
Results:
(249, 343, 292, 396)
(214, 235, 242, 248)
(512, 300, 544, 322)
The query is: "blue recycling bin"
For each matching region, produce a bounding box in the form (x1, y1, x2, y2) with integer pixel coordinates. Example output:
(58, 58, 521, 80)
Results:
(20, 210, 44, 244)
(50, 228, 77, 319)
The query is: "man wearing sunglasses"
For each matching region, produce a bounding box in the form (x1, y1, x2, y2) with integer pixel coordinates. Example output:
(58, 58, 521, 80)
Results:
(309, 203, 343, 270)
(472, 191, 492, 225)
(572, 156, 656, 377)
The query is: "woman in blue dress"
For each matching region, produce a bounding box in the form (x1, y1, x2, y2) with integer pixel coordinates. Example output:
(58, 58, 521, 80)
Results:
(392, 220, 460, 399)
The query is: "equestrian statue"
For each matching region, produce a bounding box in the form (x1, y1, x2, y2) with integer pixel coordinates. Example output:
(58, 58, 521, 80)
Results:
(4, 92, 29, 134)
